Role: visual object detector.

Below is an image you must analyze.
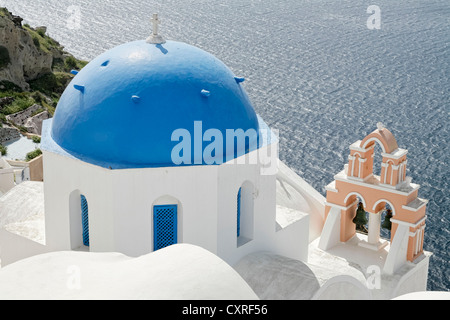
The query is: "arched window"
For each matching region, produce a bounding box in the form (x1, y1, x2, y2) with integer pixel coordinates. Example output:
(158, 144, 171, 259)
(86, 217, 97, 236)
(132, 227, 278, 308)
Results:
(373, 199, 396, 241)
(352, 198, 368, 235)
(372, 142, 383, 178)
(237, 181, 254, 247)
(80, 194, 89, 247)
(344, 192, 368, 237)
(383, 160, 394, 185)
(153, 204, 178, 251)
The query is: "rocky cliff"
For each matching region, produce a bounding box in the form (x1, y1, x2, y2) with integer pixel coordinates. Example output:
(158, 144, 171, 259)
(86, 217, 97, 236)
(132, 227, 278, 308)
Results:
(0, 8, 87, 144)
(0, 8, 54, 90)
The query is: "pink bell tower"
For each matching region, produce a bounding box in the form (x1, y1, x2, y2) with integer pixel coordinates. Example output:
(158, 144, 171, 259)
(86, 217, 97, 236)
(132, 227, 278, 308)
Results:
(319, 124, 428, 274)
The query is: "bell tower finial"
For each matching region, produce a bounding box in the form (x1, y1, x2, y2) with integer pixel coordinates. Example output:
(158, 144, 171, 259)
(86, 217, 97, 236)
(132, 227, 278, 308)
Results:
(147, 13, 166, 44)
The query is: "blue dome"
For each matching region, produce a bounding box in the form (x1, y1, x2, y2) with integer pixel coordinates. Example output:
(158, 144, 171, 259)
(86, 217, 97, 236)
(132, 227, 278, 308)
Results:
(50, 40, 261, 168)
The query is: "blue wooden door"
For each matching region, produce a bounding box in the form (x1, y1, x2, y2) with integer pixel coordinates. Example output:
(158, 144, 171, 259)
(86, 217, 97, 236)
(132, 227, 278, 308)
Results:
(80, 195, 89, 247)
(153, 205, 177, 251)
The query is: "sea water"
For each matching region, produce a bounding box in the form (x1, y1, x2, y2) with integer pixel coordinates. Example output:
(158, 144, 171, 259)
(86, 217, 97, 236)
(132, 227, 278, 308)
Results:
(1, 0, 448, 291)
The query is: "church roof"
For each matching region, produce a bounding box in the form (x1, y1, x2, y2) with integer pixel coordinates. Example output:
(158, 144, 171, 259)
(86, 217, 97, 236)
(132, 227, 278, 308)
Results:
(46, 40, 261, 169)
(0, 244, 259, 299)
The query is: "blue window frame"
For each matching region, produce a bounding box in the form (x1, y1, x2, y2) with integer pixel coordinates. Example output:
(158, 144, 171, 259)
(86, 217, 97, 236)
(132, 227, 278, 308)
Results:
(237, 188, 242, 237)
(153, 205, 178, 251)
(80, 195, 89, 247)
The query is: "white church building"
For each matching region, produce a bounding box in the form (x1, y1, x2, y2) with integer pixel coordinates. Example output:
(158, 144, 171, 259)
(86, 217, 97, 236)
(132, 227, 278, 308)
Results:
(37, 24, 313, 267)
(0, 16, 434, 300)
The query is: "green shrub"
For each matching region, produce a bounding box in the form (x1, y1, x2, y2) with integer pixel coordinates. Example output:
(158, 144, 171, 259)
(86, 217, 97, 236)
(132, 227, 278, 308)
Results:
(31, 135, 41, 143)
(31, 91, 45, 104)
(29, 73, 58, 95)
(0, 80, 22, 92)
(18, 125, 28, 133)
(54, 72, 73, 91)
(2, 95, 36, 115)
(0, 144, 7, 156)
(36, 28, 46, 37)
(24, 25, 59, 54)
(65, 56, 78, 70)
(0, 8, 9, 18)
(31, 107, 45, 117)
(77, 59, 89, 69)
(51, 57, 65, 72)
(32, 35, 41, 48)
(26, 148, 42, 161)
(29, 72, 74, 95)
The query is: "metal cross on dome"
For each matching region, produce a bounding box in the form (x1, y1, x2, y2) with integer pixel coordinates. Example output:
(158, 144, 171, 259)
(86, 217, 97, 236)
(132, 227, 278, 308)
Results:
(147, 13, 166, 44)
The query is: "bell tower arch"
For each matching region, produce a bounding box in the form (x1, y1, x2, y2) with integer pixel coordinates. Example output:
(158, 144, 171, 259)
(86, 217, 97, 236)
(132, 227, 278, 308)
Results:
(321, 125, 428, 275)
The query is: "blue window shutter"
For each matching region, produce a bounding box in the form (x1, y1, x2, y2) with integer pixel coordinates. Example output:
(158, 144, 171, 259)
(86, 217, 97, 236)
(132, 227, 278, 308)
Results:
(153, 205, 178, 251)
(80, 195, 89, 247)
(237, 188, 242, 237)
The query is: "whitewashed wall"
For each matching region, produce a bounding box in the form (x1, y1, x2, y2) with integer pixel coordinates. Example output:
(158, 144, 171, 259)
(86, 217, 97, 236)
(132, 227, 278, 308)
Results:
(43, 138, 310, 266)
(43, 151, 219, 257)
